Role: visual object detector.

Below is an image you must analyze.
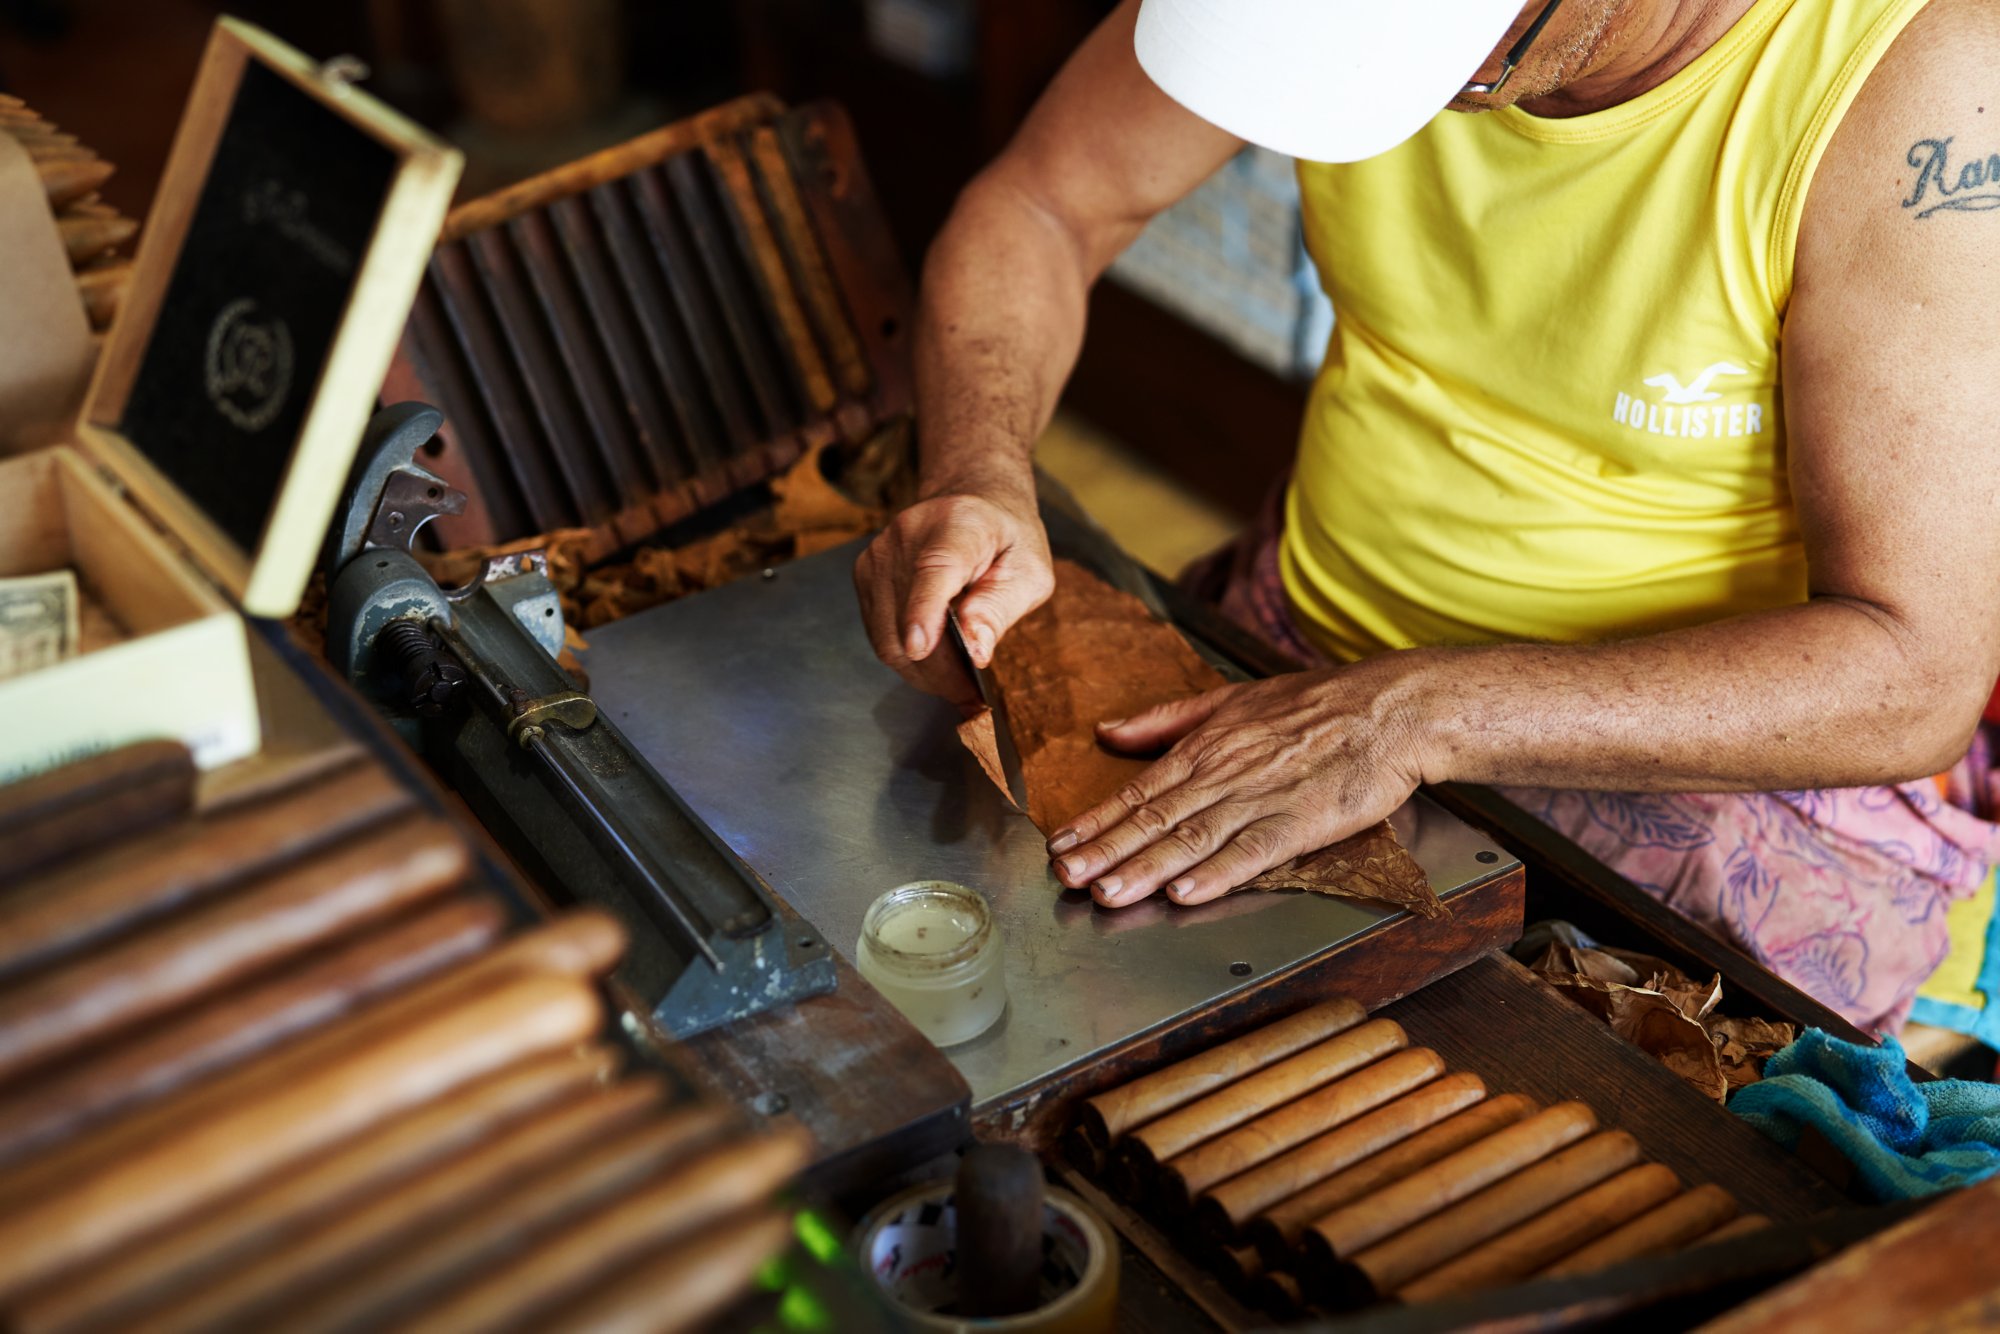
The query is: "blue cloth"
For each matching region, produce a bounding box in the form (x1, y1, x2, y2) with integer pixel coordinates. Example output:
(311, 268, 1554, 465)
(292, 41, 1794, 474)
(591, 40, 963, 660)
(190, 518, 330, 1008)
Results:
(1730, 1030, 2000, 1200)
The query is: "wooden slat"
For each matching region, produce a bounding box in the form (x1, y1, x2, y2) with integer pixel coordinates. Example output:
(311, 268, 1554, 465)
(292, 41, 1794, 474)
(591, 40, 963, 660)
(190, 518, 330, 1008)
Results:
(746, 123, 872, 401)
(705, 135, 837, 415)
(439, 94, 783, 244)
(464, 228, 617, 524)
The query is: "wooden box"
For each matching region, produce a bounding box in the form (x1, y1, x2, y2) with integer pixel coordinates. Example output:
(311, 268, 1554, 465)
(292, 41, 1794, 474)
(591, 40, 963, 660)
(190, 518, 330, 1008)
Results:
(0, 19, 460, 783)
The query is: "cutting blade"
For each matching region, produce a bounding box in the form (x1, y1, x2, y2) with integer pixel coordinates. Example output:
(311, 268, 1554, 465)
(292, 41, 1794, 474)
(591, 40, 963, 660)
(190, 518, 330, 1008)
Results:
(948, 608, 1030, 811)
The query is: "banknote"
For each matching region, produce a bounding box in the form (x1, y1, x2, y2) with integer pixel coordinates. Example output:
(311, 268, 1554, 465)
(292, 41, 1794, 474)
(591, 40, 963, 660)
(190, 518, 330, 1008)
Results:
(0, 569, 80, 679)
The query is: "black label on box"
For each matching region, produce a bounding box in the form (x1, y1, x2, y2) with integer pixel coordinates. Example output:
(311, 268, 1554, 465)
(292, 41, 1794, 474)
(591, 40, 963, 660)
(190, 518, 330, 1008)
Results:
(121, 59, 397, 555)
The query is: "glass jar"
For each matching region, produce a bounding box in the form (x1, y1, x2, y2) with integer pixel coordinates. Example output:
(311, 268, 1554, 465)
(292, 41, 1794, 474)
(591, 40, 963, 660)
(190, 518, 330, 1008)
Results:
(856, 881, 1006, 1047)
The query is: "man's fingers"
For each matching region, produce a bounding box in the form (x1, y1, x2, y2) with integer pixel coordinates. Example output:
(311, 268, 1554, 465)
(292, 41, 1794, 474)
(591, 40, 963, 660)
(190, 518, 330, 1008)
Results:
(855, 537, 983, 706)
(954, 558, 1054, 667)
(1047, 750, 1197, 864)
(1163, 814, 1314, 906)
(1085, 802, 1263, 907)
(1050, 778, 1230, 891)
(900, 548, 984, 664)
(1096, 688, 1231, 755)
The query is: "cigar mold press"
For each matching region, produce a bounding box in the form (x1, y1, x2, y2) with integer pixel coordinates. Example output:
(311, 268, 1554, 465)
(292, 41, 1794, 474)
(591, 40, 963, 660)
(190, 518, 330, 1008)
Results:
(325, 403, 836, 1037)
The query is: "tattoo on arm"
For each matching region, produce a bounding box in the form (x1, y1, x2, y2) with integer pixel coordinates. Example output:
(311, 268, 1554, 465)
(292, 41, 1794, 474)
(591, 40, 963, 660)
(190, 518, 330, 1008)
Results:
(1902, 135, 2000, 218)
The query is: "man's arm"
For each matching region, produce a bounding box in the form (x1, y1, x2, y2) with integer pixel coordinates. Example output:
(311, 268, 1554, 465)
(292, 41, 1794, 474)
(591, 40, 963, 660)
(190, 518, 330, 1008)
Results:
(1051, 1, 2000, 908)
(854, 0, 1241, 698)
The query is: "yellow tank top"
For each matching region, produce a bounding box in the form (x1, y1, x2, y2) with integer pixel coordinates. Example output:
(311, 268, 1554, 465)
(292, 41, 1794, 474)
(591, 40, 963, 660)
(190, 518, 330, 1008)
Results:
(1282, 0, 1928, 661)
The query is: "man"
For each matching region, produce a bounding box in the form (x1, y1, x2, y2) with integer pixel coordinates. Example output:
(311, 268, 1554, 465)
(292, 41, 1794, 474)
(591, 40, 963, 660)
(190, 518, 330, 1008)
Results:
(853, 0, 2000, 1030)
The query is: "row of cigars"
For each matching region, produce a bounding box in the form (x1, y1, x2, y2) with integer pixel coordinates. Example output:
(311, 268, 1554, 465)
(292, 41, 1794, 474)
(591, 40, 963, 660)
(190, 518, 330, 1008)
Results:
(1074, 998, 1767, 1315)
(0, 94, 135, 335)
(0, 740, 803, 1333)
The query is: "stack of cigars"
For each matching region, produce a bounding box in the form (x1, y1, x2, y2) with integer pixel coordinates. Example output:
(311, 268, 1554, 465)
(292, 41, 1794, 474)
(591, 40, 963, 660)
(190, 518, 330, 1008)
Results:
(0, 93, 137, 338)
(0, 741, 805, 1334)
(1075, 997, 1767, 1316)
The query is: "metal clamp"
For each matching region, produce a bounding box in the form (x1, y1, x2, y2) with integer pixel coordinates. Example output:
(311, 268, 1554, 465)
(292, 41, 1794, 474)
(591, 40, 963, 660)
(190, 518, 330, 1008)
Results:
(506, 689, 597, 748)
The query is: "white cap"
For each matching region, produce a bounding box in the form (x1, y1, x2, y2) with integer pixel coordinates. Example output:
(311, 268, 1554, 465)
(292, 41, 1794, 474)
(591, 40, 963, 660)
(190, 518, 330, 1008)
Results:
(1134, 0, 1527, 163)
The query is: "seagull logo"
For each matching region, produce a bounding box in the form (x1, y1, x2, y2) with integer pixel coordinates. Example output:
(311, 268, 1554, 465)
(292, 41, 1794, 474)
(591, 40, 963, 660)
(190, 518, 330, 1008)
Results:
(1642, 362, 1748, 404)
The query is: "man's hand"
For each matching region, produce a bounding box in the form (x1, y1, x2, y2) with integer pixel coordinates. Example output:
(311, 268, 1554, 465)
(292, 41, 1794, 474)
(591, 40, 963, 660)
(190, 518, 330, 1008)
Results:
(1044, 664, 1430, 909)
(854, 489, 1054, 704)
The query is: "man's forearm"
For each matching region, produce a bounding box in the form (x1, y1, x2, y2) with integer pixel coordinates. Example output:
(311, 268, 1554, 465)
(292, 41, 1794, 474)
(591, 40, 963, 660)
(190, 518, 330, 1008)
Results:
(913, 176, 1098, 511)
(1399, 598, 1988, 793)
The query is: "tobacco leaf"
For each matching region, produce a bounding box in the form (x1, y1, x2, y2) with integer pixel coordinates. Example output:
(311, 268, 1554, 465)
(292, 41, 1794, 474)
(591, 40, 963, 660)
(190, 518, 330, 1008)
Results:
(961, 559, 1440, 917)
(956, 710, 1018, 812)
(415, 438, 889, 637)
(1531, 939, 1797, 1101)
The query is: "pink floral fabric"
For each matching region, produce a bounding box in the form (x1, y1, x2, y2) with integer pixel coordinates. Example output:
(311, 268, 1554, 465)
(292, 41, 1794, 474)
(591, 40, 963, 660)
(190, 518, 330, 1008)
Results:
(1186, 514, 2000, 1034)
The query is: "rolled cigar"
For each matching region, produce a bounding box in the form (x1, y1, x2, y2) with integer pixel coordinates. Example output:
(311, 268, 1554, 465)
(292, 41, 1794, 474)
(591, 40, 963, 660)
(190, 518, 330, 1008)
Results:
(1160, 1048, 1446, 1215)
(1397, 1163, 1682, 1302)
(0, 813, 470, 1085)
(57, 211, 137, 264)
(277, 1103, 735, 1334)
(0, 740, 193, 883)
(0, 896, 505, 1166)
(1251, 1094, 1536, 1266)
(1081, 998, 1367, 1148)
(4, 128, 75, 148)
(1062, 1124, 1106, 1177)
(76, 258, 129, 329)
(1252, 1270, 1309, 1319)
(0, 970, 602, 1301)
(21, 140, 89, 160)
(12, 1045, 622, 1334)
(1200, 1072, 1487, 1244)
(0, 910, 625, 1210)
(535, 1209, 793, 1334)
(398, 1127, 814, 1334)
(1300, 1101, 1597, 1265)
(118, 1077, 677, 1334)
(1336, 1131, 1643, 1302)
(0, 761, 413, 980)
(1694, 1212, 1770, 1245)
(1123, 1018, 1408, 1174)
(1215, 1242, 1265, 1289)
(39, 156, 111, 208)
(1539, 1184, 1739, 1278)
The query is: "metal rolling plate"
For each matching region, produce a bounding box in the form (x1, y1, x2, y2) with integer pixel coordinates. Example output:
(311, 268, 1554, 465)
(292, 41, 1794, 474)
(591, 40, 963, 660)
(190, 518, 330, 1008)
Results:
(584, 539, 1518, 1108)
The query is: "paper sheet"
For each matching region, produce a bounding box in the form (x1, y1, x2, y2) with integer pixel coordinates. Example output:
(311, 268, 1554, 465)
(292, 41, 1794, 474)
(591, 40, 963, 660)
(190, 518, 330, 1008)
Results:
(959, 559, 1441, 917)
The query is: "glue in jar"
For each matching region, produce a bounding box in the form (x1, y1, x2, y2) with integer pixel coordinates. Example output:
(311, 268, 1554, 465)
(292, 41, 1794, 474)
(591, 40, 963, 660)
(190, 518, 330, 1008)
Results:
(857, 881, 1006, 1047)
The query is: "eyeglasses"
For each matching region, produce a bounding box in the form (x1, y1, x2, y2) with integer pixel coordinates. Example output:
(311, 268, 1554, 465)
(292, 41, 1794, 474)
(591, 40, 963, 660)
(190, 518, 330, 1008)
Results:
(1459, 0, 1565, 97)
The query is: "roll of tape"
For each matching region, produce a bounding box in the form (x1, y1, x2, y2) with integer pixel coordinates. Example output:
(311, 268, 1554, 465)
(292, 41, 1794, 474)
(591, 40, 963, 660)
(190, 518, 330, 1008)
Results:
(855, 1180, 1118, 1333)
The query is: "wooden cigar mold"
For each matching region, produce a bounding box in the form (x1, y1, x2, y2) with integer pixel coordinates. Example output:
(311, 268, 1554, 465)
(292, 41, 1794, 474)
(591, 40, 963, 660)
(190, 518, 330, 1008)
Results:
(1073, 993, 1770, 1312)
(0, 745, 804, 1331)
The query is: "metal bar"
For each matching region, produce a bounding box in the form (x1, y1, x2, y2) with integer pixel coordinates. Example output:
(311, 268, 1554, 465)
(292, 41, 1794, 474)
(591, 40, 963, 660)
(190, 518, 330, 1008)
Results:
(522, 730, 725, 971)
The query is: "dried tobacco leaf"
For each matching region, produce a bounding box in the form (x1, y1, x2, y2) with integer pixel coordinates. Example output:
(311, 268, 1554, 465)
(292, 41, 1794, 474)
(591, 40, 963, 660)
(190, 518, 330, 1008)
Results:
(1531, 939, 1797, 1102)
(960, 559, 1440, 916)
